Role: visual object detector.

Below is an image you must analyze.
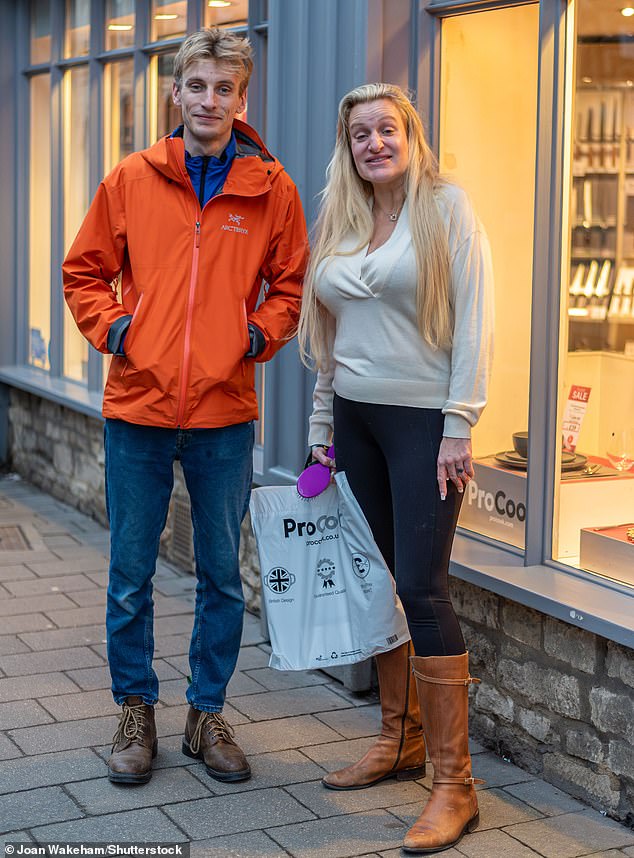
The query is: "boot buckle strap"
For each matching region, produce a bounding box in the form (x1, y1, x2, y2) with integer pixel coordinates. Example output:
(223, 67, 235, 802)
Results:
(411, 669, 481, 687)
(433, 776, 485, 786)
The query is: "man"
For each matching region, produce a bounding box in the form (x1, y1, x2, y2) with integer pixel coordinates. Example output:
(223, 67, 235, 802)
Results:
(63, 28, 307, 785)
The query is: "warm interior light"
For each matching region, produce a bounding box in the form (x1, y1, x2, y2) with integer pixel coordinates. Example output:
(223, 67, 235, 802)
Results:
(154, 13, 179, 19)
(108, 24, 133, 30)
(581, 76, 592, 83)
(208, 1, 232, 7)
(621, 6, 634, 16)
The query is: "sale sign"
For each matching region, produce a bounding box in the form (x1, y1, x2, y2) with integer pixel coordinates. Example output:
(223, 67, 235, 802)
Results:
(562, 385, 592, 452)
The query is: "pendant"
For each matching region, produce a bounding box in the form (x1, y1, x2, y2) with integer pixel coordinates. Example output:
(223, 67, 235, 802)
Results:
(389, 212, 397, 221)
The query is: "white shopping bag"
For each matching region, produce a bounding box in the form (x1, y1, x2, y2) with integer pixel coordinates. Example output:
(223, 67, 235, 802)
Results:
(249, 471, 410, 671)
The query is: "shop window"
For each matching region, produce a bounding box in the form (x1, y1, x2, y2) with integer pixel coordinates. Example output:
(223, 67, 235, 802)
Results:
(150, 52, 181, 141)
(64, 0, 90, 58)
(438, 4, 539, 549)
(151, 0, 187, 42)
(104, 59, 135, 172)
(555, 0, 634, 584)
(29, 74, 52, 371)
(63, 65, 90, 383)
(30, 0, 51, 64)
(203, 0, 248, 29)
(105, 0, 135, 51)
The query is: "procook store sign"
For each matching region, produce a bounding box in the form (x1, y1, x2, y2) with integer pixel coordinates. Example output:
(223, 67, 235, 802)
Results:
(458, 459, 527, 548)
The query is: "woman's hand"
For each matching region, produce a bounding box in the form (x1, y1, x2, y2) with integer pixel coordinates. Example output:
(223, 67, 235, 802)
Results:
(312, 445, 336, 471)
(437, 437, 473, 500)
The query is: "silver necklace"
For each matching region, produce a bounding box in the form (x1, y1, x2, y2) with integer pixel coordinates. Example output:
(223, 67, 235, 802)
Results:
(374, 199, 405, 222)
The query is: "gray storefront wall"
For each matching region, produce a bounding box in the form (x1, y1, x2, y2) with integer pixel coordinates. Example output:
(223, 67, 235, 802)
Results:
(1, 0, 633, 821)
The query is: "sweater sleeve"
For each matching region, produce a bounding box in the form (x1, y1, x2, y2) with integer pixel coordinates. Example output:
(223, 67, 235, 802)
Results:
(442, 227, 495, 438)
(308, 366, 335, 447)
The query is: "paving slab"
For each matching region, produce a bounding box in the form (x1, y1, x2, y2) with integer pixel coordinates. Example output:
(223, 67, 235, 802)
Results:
(30, 807, 187, 843)
(230, 686, 352, 721)
(38, 688, 120, 721)
(25, 557, 108, 577)
(0, 832, 34, 848)
(65, 588, 107, 607)
(189, 831, 289, 857)
(226, 670, 269, 697)
(0, 673, 81, 703)
(0, 748, 106, 794)
(0, 785, 83, 833)
(154, 596, 195, 616)
(312, 704, 381, 739)
(0, 699, 55, 730)
(0, 636, 31, 656)
(4, 574, 99, 597)
(505, 779, 587, 816)
(266, 808, 407, 858)
(0, 734, 23, 760)
(188, 749, 326, 795)
(164, 787, 315, 840)
(285, 778, 429, 818)
(0, 594, 77, 617)
(468, 752, 536, 789)
(454, 827, 543, 857)
(236, 646, 271, 671)
(65, 766, 212, 815)
(244, 667, 329, 692)
(154, 637, 191, 659)
(0, 566, 36, 582)
(233, 715, 343, 755)
(18, 626, 108, 651)
(0, 614, 55, 636)
(506, 808, 634, 857)
(0, 646, 105, 676)
(9, 714, 120, 754)
(43, 606, 107, 629)
(299, 736, 376, 772)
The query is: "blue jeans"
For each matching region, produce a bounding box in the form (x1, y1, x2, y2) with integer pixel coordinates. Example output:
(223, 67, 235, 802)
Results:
(104, 418, 254, 712)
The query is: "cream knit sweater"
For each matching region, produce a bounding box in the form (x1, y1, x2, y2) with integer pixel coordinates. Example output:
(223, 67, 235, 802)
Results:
(307, 182, 494, 446)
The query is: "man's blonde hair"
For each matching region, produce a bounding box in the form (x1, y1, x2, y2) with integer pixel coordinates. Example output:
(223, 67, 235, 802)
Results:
(298, 83, 452, 371)
(173, 28, 254, 95)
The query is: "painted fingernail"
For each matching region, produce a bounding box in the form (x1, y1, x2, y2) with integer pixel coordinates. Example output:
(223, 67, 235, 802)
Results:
(440, 493, 446, 501)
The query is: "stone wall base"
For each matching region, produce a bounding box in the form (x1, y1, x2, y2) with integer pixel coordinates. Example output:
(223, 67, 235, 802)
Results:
(6, 387, 634, 822)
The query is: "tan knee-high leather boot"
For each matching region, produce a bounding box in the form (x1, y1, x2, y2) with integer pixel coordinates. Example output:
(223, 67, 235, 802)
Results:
(322, 641, 426, 790)
(403, 653, 483, 853)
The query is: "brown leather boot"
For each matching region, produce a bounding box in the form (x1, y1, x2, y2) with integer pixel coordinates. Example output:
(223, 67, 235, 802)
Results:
(107, 696, 157, 784)
(403, 653, 484, 853)
(182, 707, 251, 782)
(322, 641, 426, 790)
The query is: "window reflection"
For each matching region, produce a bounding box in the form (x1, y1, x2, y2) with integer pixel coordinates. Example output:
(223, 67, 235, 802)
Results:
(440, 5, 540, 550)
(105, 0, 135, 51)
(204, 0, 248, 29)
(65, 0, 90, 58)
(151, 0, 187, 42)
(29, 74, 51, 371)
(63, 66, 90, 382)
(151, 52, 181, 142)
(555, 0, 634, 579)
(104, 60, 135, 172)
(30, 0, 51, 64)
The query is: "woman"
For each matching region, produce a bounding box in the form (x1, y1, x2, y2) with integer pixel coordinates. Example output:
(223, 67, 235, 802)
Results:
(298, 83, 494, 853)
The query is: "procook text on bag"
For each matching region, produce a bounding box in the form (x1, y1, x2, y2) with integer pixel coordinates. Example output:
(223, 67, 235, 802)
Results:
(249, 472, 410, 671)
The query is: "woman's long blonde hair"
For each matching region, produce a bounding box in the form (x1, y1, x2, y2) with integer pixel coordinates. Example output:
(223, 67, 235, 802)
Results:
(298, 83, 452, 371)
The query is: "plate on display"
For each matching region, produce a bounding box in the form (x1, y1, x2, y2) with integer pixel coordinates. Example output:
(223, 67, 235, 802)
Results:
(494, 450, 587, 471)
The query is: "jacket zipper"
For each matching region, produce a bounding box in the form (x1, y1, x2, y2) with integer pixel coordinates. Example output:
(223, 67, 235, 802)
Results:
(175, 220, 201, 427)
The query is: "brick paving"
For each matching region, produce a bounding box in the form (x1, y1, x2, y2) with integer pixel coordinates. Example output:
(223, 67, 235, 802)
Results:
(0, 473, 633, 858)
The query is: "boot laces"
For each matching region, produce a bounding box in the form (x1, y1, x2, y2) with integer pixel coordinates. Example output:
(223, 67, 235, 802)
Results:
(112, 701, 148, 749)
(190, 712, 235, 754)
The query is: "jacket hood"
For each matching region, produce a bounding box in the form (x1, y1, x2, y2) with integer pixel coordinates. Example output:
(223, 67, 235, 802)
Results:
(140, 118, 284, 193)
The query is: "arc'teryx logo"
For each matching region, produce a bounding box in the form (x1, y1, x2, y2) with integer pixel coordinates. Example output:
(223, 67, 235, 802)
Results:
(222, 213, 248, 235)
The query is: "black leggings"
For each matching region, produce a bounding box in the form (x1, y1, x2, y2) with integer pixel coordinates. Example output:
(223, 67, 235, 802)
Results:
(333, 394, 466, 657)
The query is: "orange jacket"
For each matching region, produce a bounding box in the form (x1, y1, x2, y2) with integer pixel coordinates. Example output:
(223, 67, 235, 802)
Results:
(63, 120, 307, 429)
